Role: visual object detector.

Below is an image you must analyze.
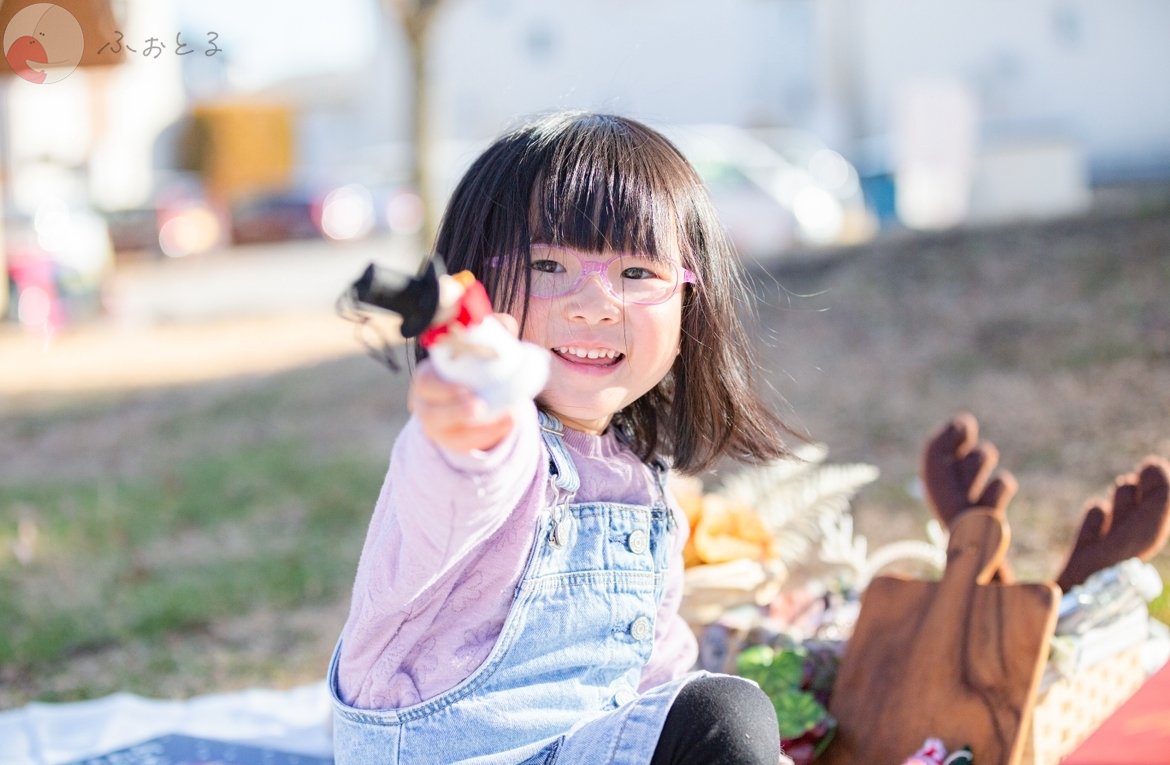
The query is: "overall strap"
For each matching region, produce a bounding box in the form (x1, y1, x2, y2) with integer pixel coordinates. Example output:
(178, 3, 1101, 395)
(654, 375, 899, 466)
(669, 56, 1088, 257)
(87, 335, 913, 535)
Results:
(537, 410, 580, 494)
(649, 456, 670, 494)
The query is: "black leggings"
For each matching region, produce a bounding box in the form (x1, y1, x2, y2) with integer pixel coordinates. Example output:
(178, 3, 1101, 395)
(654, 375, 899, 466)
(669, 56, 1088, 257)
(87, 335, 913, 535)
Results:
(649, 675, 781, 765)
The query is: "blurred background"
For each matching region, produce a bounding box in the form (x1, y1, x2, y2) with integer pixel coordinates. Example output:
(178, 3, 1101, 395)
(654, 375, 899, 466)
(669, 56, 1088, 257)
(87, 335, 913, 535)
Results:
(2, 0, 1169, 707)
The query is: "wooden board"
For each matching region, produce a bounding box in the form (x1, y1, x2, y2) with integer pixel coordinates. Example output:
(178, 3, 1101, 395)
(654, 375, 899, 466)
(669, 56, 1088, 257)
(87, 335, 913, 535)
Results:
(822, 510, 1060, 765)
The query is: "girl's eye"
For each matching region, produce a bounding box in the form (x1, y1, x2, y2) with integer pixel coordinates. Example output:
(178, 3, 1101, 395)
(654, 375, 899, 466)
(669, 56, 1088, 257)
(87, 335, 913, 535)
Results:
(531, 259, 566, 273)
(621, 266, 663, 280)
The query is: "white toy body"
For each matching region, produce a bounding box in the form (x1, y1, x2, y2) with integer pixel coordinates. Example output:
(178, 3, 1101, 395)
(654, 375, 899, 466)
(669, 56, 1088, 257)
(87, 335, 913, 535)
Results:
(428, 316, 550, 412)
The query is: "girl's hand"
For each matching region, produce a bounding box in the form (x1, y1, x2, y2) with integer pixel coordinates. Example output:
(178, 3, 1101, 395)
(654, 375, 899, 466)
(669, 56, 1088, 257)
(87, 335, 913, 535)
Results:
(408, 313, 520, 454)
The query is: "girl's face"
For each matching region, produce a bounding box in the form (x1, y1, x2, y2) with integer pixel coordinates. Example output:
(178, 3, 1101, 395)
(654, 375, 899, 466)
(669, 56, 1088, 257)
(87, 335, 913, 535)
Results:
(513, 244, 686, 435)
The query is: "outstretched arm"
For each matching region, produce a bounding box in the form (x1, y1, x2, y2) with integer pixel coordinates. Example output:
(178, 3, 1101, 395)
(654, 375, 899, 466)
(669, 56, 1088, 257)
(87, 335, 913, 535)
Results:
(337, 400, 544, 704)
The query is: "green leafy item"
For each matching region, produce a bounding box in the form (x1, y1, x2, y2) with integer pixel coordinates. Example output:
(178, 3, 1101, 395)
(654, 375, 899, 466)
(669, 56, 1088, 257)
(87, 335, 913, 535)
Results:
(736, 644, 837, 759)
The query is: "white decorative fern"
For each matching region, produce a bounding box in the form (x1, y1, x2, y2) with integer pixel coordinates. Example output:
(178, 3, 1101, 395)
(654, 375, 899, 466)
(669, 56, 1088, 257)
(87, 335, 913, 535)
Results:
(714, 443, 881, 570)
(818, 513, 948, 590)
(711, 444, 946, 591)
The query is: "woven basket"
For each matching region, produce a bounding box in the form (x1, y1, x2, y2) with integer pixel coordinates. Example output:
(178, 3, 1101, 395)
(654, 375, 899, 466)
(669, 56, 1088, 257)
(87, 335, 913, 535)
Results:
(1019, 643, 1147, 765)
(680, 559, 786, 632)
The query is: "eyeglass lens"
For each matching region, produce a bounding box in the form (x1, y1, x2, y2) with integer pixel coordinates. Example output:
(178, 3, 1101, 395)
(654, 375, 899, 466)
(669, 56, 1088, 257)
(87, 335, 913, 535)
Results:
(529, 251, 682, 304)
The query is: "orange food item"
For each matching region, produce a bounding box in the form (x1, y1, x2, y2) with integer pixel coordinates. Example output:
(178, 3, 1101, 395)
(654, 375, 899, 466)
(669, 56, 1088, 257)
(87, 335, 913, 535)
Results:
(692, 495, 778, 564)
(669, 477, 780, 567)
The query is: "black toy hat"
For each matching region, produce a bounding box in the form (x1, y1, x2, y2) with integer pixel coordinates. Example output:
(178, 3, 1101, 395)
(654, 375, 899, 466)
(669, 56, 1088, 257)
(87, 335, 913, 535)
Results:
(350, 257, 444, 338)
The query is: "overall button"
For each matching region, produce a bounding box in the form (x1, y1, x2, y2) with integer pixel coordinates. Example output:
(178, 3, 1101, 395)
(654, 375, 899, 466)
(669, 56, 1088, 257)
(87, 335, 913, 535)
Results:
(613, 687, 638, 706)
(630, 616, 653, 641)
(550, 515, 572, 548)
(627, 528, 648, 554)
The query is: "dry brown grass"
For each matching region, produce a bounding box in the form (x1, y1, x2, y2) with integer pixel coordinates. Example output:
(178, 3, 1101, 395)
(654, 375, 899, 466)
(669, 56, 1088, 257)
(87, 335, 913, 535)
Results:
(750, 211, 1170, 582)
(2, 208, 1168, 705)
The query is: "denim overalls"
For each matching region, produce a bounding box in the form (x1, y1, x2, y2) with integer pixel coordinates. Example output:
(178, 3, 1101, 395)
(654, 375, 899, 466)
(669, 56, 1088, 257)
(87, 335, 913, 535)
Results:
(328, 412, 709, 764)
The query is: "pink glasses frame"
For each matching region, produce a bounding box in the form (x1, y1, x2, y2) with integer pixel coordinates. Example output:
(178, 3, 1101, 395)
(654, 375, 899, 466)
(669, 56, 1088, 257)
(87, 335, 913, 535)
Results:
(489, 253, 697, 305)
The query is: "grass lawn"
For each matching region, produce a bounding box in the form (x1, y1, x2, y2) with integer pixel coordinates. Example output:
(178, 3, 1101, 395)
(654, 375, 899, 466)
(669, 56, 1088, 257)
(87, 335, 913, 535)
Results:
(1, 359, 398, 706)
(2, 206, 1169, 707)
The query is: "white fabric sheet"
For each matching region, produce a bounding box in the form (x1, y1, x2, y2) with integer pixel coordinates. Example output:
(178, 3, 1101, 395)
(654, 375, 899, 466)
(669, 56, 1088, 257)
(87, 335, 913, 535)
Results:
(0, 681, 333, 765)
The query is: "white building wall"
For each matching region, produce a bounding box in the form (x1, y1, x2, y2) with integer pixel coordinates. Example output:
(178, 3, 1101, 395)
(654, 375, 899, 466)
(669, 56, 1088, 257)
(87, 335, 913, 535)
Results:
(427, 0, 817, 139)
(847, 0, 1170, 179)
(411, 0, 1170, 181)
(6, 0, 1169, 221)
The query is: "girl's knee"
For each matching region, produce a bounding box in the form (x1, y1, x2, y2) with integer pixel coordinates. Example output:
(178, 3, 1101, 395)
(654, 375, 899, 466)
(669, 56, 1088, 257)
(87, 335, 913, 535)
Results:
(652, 675, 781, 765)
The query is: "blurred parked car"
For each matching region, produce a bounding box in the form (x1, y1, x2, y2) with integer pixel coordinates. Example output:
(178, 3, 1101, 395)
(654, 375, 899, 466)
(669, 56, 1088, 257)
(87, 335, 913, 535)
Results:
(4, 202, 114, 331)
(323, 140, 480, 239)
(105, 178, 420, 252)
(663, 125, 875, 263)
(229, 180, 422, 246)
(103, 173, 225, 259)
(750, 126, 876, 243)
(229, 187, 331, 245)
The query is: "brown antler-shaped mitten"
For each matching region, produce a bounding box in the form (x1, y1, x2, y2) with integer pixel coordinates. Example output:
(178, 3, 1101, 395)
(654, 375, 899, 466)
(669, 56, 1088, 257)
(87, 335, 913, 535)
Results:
(922, 412, 1019, 582)
(1055, 456, 1170, 592)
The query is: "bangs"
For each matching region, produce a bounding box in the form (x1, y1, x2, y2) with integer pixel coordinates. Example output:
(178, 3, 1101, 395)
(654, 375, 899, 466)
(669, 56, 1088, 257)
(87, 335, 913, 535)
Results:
(435, 113, 712, 317)
(527, 118, 693, 264)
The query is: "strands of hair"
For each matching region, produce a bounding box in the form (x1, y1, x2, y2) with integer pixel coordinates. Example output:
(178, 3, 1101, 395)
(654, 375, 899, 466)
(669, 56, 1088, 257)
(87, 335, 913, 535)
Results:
(430, 112, 806, 472)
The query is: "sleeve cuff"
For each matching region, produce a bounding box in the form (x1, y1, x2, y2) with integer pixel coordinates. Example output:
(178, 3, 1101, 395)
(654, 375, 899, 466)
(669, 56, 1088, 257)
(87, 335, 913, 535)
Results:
(436, 402, 539, 474)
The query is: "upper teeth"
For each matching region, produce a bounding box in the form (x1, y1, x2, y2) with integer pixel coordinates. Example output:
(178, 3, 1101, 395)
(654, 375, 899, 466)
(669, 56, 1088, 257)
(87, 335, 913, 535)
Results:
(556, 347, 620, 360)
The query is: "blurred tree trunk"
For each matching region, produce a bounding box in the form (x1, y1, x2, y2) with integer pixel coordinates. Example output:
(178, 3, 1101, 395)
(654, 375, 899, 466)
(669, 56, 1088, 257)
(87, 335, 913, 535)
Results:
(381, 0, 445, 254)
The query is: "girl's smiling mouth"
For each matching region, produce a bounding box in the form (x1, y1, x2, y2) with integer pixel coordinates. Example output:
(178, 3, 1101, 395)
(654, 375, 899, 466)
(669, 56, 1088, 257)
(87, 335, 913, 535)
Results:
(552, 345, 625, 367)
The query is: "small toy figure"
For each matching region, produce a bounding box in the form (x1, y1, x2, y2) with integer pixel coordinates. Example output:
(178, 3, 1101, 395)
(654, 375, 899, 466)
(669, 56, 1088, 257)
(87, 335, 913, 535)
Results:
(900, 737, 948, 765)
(344, 258, 549, 412)
(943, 746, 974, 765)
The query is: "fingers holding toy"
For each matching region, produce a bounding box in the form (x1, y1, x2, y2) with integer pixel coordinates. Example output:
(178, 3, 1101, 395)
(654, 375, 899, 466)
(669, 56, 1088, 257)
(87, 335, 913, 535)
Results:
(409, 360, 515, 453)
(493, 312, 519, 337)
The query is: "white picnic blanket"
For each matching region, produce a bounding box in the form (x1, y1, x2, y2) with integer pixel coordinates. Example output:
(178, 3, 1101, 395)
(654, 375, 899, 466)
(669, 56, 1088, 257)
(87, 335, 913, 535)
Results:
(0, 681, 333, 765)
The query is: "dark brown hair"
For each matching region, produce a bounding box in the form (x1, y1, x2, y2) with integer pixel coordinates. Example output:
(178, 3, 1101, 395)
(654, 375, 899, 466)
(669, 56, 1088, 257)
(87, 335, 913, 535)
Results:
(431, 111, 799, 473)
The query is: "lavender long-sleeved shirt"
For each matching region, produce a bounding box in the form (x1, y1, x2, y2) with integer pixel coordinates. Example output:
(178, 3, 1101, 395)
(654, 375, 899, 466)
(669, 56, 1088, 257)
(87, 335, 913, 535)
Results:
(336, 403, 699, 711)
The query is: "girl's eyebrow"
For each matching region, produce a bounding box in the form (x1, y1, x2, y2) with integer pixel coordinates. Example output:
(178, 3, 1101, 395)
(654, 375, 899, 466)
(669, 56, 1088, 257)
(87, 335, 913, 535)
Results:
(529, 243, 668, 261)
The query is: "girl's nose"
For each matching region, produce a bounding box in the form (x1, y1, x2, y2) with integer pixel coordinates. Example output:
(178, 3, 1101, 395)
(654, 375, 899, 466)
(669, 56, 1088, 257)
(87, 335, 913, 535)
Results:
(564, 275, 621, 323)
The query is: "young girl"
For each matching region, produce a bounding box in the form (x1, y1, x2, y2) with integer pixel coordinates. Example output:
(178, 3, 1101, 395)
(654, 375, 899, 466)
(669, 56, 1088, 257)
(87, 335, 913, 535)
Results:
(330, 112, 799, 765)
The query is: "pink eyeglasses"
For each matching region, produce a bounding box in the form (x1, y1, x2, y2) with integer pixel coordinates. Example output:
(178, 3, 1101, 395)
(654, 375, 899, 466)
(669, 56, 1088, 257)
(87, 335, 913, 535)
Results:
(493, 248, 696, 306)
